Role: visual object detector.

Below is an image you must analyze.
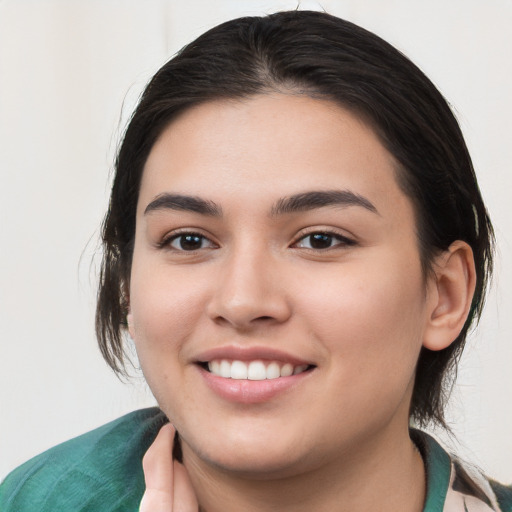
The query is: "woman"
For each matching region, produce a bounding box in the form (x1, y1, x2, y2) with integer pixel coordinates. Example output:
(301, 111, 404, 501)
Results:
(1, 10, 509, 512)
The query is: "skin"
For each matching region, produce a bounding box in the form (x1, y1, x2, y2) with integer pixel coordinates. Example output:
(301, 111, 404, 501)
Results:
(129, 94, 476, 511)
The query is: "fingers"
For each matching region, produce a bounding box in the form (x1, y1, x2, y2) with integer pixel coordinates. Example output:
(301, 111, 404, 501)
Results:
(140, 423, 175, 512)
(173, 460, 199, 512)
(139, 423, 198, 512)
(139, 488, 175, 512)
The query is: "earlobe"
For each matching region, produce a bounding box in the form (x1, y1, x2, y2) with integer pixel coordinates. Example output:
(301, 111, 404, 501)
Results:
(422, 241, 476, 351)
(127, 312, 135, 339)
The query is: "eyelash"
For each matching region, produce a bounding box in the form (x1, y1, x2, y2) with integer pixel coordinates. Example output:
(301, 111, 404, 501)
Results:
(159, 229, 356, 253)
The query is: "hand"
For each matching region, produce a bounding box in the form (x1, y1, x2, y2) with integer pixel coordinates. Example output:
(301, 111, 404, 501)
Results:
(139, 423, 199, 512)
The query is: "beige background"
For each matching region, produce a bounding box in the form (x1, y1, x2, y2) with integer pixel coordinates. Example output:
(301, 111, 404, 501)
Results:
(1, 0, 511, 482)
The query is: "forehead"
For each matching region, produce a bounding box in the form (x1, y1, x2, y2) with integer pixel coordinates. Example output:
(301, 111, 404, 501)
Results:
(139, 94, 412, 223)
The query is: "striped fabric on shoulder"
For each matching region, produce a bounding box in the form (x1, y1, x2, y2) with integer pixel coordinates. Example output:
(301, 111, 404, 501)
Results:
(414, 429, 512, 512)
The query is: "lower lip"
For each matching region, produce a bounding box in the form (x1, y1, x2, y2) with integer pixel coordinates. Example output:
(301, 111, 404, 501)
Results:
(198, 366, 313, 404)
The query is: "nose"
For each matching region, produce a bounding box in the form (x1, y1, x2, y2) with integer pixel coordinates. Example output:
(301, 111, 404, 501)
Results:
(206, 247, 292, 330)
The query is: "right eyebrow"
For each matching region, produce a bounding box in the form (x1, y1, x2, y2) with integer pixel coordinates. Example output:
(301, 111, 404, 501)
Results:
(144, 193, 222, 216)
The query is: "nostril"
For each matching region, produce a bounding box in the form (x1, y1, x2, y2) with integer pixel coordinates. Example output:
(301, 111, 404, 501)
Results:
(207, 293, 292, 328)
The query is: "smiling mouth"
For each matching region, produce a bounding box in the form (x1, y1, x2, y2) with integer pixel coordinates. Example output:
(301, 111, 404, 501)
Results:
(200, 359, 315, 381)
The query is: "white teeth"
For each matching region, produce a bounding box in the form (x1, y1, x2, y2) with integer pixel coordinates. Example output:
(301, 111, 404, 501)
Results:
(248, 361, 266, 380)
(219, 360, 231, 378)
(209, 360, 220, 375)
(207, 359, 310, 380)
(293, 364, 308, 375)
(266, 361, 281, 379)
(280, 363, 293, 377)
(230, 360, 248, 379)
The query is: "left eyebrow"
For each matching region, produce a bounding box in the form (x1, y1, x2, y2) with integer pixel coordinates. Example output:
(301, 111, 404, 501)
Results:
(270, 190, 379, 217)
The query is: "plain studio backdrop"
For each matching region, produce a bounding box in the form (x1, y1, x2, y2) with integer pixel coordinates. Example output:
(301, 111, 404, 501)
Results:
(1, 0, 511, 482)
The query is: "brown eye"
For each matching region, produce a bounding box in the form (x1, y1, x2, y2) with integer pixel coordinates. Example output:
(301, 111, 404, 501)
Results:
(295, 232, 355, 250)
(169, 233, 213, 251)
(309, 233, 334, 249)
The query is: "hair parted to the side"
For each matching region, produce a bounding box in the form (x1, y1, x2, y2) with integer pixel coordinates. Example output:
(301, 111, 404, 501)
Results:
(96, 10, 494, 428)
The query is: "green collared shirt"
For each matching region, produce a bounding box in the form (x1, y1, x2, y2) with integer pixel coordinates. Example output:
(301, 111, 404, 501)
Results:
(1, 408, 511, 511)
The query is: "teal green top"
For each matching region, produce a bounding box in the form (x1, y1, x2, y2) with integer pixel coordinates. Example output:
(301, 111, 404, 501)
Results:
(1, 408, 511, 511)
(0, 408, 167, 512)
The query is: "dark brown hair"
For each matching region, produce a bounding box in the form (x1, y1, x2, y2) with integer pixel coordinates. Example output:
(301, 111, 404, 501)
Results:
(96, 10, 494, 428)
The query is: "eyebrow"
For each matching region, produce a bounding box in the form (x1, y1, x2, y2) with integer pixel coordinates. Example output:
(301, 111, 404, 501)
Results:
(143, 189, 378, 217)
(144, 193, 222, 216)
(270, 190, 379, 216)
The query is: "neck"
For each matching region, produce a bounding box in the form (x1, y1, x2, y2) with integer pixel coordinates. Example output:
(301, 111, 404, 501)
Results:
(181, 425, 426, 512)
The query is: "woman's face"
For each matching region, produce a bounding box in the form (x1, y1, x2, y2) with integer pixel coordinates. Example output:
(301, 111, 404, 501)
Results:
(128, 94, 436, 476)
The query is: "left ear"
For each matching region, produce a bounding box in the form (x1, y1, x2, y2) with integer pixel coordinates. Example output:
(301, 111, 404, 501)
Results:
(422, 241, 476, 351)
(126, 311, 135, 340)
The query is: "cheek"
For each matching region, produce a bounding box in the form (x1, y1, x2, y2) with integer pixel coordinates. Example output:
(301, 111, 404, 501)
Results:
(129, 262, 207, 360)
(298, 253, 426, 368)
(128, 264, 208, 418)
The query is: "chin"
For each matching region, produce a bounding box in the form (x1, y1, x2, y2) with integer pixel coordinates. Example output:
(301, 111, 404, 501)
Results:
(181, 429, 314, 479)
(199, 450, 308, 480)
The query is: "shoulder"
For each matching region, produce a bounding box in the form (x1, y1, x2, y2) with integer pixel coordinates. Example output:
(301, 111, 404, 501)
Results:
(412, 429, 512, 512)
(0, 407, 167, 512)
(449, 458, 512, 512)
(489, 480, 512, 512)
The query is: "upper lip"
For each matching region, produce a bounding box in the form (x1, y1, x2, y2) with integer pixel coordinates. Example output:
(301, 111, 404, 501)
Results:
(194, 346, 314, 366)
